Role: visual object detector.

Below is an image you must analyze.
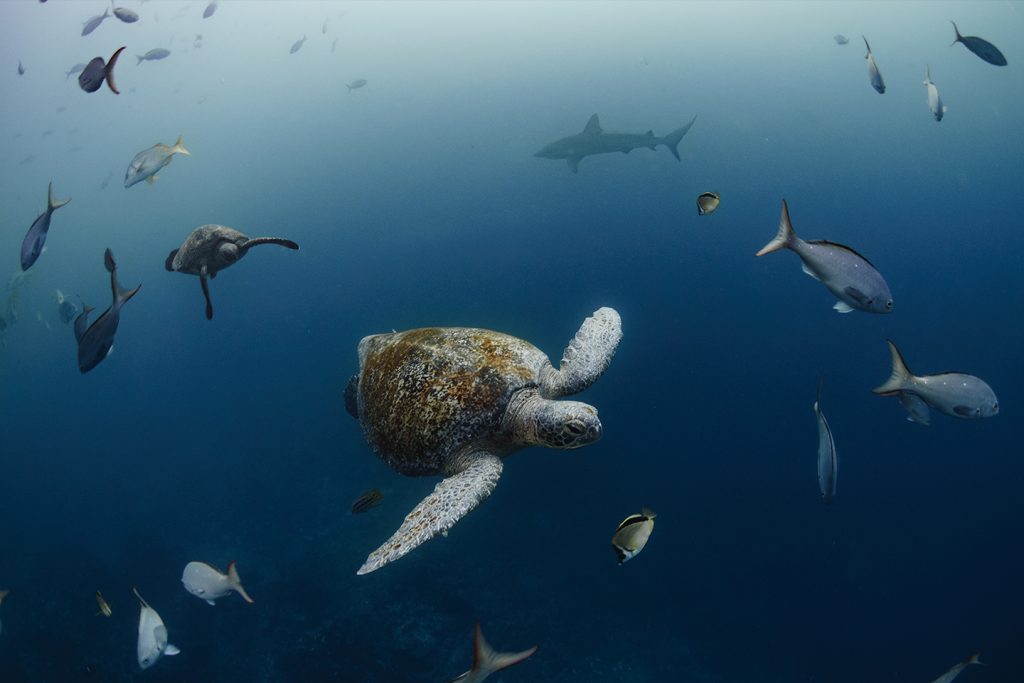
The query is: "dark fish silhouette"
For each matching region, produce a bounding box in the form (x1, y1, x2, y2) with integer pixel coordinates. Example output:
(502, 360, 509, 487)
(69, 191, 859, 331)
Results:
(79, 47, 125, 94)
(290, 35, 306, 54)
(833, 34, 849, 45)
(351, 488, 384, 514)
(17, 60, 25, 75)
(203, 1, 217, 18)
(75, 249, 141, 374)
(951, 21, 1007, 66)
(21, 182, 71, 271)
(81, 7, 109, 36)
(347, 79, 367, 92)
(113, 6, 139, 23)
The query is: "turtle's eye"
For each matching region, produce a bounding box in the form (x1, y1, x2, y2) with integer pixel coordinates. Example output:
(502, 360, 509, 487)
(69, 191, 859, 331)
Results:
(566, 422, 585, 436)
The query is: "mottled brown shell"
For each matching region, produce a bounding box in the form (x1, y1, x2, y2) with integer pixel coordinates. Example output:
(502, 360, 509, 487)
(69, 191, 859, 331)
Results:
(355, 327, 548, 476)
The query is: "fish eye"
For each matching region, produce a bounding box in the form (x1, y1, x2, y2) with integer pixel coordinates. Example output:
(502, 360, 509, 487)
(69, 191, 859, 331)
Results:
(885, 300, 893, 310)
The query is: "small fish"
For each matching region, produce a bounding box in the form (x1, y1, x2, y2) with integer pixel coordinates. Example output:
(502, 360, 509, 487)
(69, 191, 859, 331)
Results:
(56, 290, 79, 324)
(322, 19, 328, 34)
(21, 182, 71, 271)
(351, 488, 384, 514)
(290, 35, 307, 54)
(862, 36, 886, 94)
(814, 379, 837, 504)
(100, 169, 113, 190)
(75, 249, 141, 374)
(756, 200, 893, 314)
(611, 508, 656, 564)
(347, 79, 367, 92)
(17, 60, 25, 75)
(81, 7, 110, 36)
(136, 48, 170, 65)
(202, 0, 217, 18)
(124, 135, 191, 188)
(66, 62, 87, 79)
(930, 653, 982, 683)
(95, 590, 112, 617)
(133, 587, 180, 670)
(447, 623, 538, 683)
(951, 21, 1006, 66)
(0, 589, 8, 635)
(19, 155, 35, 165)
(834, 34, 849, 45)
(56, 106, 67, 113)
(331, 37, 338, 53)
(873, 340, 999, 421)
(78, 46, 125, 94)
(113, 6, 139, 23)
(696, 191, 720, 216)
(181, 561, 254, 605)
(923, 65, 947, 122)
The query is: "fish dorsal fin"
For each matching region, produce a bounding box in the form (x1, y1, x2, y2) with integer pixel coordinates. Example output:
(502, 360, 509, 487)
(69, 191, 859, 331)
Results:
(583, 114, 601, 135)
(132, 585, 150, 609)
(862, 35, 872, 57)
(806, 240, 875, 267)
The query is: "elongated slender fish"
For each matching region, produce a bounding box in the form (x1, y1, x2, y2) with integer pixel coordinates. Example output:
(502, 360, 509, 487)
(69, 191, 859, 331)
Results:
(930, 653, 982, 683)
(756, 200, 893, 314)
(20, 182, 71, 271)
(447, 623, 538, 683)
(124, 135, 190, 187)
(862, 36, 885, 94)
(95, 590, 112, 617)
(81, 7, 109, 36)
(611, 508, 656, 564)
(347, 79, 367, 91)
(136, 48, 170, 65)
(351, 488, 383, 513)
(133, 587, 180, 670)
(951, 21, 1006, 66)
(182, 561, 254, 605)
(873, 340, 999, 421)
(203, 0, 217, 18)
(814, 379, 837, 504)
(75, 249, 141, 374)
(79, 46, 125, 94)
(290, 35, 307, 54)
(923, 65, 948, 122)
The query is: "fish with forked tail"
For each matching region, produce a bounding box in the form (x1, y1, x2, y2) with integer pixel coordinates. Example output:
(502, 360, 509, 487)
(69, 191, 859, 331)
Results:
(79, 47, 125, 94)
(862, 36, 885, 94)
(75, 249, 141, 373)
(182, 561, 254, 605)
(124, 135, 190, 188)
(21, 182, 71, 271)
(951, 21, 1006, 66)
(447, 623, 538, 683)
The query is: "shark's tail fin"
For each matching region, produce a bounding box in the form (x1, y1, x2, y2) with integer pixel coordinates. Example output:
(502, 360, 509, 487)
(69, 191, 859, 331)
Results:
(662, 115, 697, 161)
(449, 624, 537, 683)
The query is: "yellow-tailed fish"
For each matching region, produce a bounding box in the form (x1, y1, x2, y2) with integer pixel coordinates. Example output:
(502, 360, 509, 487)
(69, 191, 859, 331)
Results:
(611, 508, 656, 564)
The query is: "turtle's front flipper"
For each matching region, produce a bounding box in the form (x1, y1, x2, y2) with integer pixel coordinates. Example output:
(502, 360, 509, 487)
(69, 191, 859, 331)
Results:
(541, 307, 622, 398)
(357, 451, 503, 575)
(243, 237, 299, 251)
(199, 271, 213, 320)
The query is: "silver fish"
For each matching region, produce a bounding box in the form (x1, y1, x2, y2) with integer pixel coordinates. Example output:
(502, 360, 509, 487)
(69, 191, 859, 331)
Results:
(290, 35, 307, 54)
(347, 79, 367, 91)
(862, 36, 885, 94)
(133, 587, 180, 670)
(124, 135, 191, 188)
(65, 62, 87, 79)
(20, 182, 71, 271)
(181, 561, 254, 605)
(756, 200, 893, 314)
(923, 65, 947, 122)
(873, 340, 999, 421)
(81, 7, 109, 36)
(834, 34, 849, 45)
(203, 0, 217, 18)
(79, 47, 125, 94)
(930, 653, 982, 683)
(113, 6, 139, 23)
(611, 508, 656, 564)
(447, 624, 538, 683)
(136, 48, 170, 65)
(814, 379, 837, 505)
(696, 191, 720, 216)
(75, 249, 141, 374)
(951, 21, 1006, 66)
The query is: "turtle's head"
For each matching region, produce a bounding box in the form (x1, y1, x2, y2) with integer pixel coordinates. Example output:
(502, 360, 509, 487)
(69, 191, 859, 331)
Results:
(216, 241, 241, 267)
(528, 399, 602, 450)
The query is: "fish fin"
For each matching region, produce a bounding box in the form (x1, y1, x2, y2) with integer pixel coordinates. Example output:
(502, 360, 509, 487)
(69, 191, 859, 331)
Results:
(136, 55, 144, 65)
(165, 249, 179, 271)
(567, 157, 581, 174)
(171, 135, 191, 156)
(164, 644, 180, 656)
(832, 302, 854, 313)
(47, 182, 71, 211)
(200, 273, 213, 320)
(950, 21, 962, 45)
(105, 47, 125, 94)
(459, 623, 538, 681)
(943, 105, 948, 113)
(873, 339, 914, 395)
(104, 248, 116, 273)
(227, 561, 254, 604)
(641, 507, 656, 519)
(966, 653, 983, 666)
(146, 175, 157, 184)
(357, 451, 503, 575)
(862, 35, 871, 57)
(843, 286, 871, 307)
(205, 599, 216, 606)
(242, 237, 299, 250)
(131, 585, 150, 609)
(105, 249, 141, 306)
(953, 405, 975, 417)
(582, 113, 601, 135)
(661, 115, 696, 161)
(756, 199, 797, 256)
(800, 261, 820, 281)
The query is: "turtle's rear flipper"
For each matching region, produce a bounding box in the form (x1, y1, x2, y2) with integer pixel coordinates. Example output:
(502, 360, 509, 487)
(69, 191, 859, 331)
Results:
(357, 451, 503, 575)
(541, 307, 622, 398)
(199, 273, 213, 320)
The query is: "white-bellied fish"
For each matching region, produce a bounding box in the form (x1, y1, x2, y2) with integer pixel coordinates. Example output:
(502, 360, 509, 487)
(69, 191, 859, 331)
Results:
(756, 200, 893, 314)
(20, 182, 71, 271)
(0, 589, 8, 635)
(203, 1, 217, 18)
(95, 590, 112, 617)
(611, 508, 656, 564)
(75, 249, 141, 374)
(124, 135, 190, 188)
(447, 623, 538, 683)
(78, 47, 125, 94)
(814, 379, 837, 504)
(81, 7, 109, 36)
(182, 561, 254, 605)
(924, 65, 947, 122)
(136, 48, 170, 65)
(290, 35, 307, 54)
(347, 78, 367, 91)
(862, 36, 885, 94)
(834, 34, 849, 45)
(133, 587, 180, 670)
(113, 5, 139, 23)
(696, 192, 720, 216)
(951, 21, 1006, 66)
(930, 653, 982, 683)
(873, 340, 999, 421)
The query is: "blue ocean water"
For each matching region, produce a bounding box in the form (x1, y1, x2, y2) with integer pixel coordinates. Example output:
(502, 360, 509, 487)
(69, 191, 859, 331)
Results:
(1, 1, 1021, 680)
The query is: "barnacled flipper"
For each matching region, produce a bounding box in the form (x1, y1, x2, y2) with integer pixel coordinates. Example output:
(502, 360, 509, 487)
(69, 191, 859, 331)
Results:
(357, 451, 503, 575)
(539, 307, 622, 398)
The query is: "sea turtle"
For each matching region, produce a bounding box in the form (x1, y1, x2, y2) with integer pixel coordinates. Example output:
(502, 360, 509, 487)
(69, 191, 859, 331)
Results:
(346, 306, 622, 574)
(165, 224, 298, 320)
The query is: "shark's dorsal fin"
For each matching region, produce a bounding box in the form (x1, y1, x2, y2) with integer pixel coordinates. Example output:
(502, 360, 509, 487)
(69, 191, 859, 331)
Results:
(583, 114, 601, 135)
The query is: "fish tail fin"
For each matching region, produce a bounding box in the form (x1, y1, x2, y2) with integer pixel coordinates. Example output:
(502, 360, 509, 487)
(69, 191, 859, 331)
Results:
(171, 135, 191, 156)
(966, 653, 983, 666)
(950, 21, 962, 45)
(227, 561, 254, 604)
(105, 47, 125, 95)
(0, 589, 9, 605)
(469, 624, 538, 678)
(136, 55, 144, 66)
(661, 115, 697, 161)
(756, 199, 797, 256)
(47, 182, 71, 211)
(873, 339, 914, 395)
(104, 249, 141, 306)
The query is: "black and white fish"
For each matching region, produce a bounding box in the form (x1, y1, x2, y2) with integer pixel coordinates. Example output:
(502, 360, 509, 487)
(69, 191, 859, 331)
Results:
(951, 21, 1006, 66)
(862, 36, 885, 94)
(447, 623, 538, 683)
(133, 587, 179, 670)
(20, 182, 71, 271)
(930, 653, 982, 683)
(81, 7, 110, 36)
(181, 561, 254, 606)
(611, 508, 656, 564)
(351, 488, 384, 514)
(696, 192, 720, 216)
(75, 249, 141, 374)
(873, 340, 999, 422)
(814, 379, 837, 505)
(78, 46, 125, 94)
(136, 48, 170, 65)
(756, 200, 893, 314)
(923, 65, 947, 122)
